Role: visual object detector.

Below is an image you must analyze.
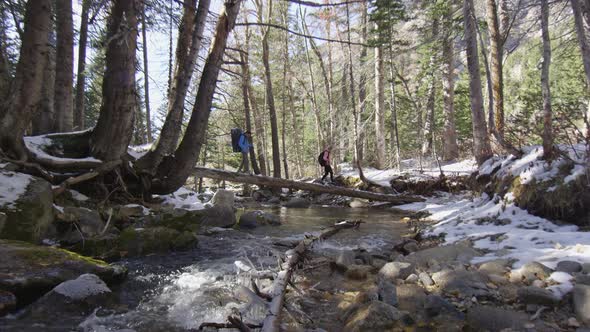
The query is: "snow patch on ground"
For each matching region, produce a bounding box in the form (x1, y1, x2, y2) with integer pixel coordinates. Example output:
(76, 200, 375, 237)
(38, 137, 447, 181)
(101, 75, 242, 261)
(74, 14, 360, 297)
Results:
(53, 274, 111, 300)
(340, 158, 478, 187)
(157, 187, 205, 211)
(69, 189, 90, 201)
(0, 171, 33, 209)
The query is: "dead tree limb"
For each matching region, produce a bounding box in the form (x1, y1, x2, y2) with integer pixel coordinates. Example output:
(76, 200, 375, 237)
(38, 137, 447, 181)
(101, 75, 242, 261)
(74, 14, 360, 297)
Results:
(193, 167, 423, 204)
(261, 220, 361, 332)
(52, 160, 122, 196)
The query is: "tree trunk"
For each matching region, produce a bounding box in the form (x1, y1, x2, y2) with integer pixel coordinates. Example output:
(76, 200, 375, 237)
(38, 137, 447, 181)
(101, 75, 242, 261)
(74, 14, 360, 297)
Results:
(151, 0, 242, 194)
(464, 0, 492, 165)
(32, 31, 55, 135)
(90, 0, 141, 161)
(257, 0, 281, 178)
(388, 44, 402, 170)
(0, 7, 10, 98)
(54, 0, 74, 132)
(357, 1, 368, 163)
(281, 7, 290, 180)
(74, 0, 90, 131)
(487, 0, 504, 138)
(441, 5, 459, 161)
(193, 167, 424, 204)
(137, 0, 210, 174)
(571, 0, 590, 159)
(374, 43, 386, 169)
(345, 3, 360, 164)
(540, 0, 553, 160)
(239, 49, 261, 175)
(422, 19, 439, 157)
(0, 0, 51, 160)
(141, 6, 152, 143)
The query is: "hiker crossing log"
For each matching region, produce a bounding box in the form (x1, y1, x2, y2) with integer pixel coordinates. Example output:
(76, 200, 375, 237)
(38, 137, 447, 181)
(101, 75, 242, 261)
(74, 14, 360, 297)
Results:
(193, 167, 424, 204)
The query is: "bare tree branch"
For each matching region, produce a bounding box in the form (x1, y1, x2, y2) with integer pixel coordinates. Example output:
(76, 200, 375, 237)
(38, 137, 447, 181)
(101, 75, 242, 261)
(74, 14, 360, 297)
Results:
(235, 22, 368, 46)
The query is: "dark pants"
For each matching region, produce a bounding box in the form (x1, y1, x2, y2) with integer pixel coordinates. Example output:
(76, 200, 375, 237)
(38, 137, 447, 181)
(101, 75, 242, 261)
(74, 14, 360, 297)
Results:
(237, 151, 249, 173)
(322, 165, 334, 182)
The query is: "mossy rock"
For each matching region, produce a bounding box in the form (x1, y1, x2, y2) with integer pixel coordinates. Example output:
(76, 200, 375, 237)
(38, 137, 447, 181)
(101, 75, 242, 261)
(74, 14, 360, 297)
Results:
(0, 239, 126, 306)
(70, 234, 121, 261)
(118, 226, 197, 256)
(0, 173, 54, 243)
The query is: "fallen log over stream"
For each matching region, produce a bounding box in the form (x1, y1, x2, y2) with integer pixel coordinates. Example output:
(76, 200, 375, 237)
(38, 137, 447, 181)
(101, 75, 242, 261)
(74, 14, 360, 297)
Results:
(193, 167, 424, 204)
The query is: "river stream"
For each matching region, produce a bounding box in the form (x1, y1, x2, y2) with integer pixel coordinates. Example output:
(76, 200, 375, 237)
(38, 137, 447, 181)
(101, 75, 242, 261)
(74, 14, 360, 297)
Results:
(2, 206, 409, 332)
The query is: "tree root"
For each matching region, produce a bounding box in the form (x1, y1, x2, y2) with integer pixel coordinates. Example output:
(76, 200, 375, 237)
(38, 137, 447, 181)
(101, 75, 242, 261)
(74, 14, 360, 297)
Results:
(52, 160, 122, 196)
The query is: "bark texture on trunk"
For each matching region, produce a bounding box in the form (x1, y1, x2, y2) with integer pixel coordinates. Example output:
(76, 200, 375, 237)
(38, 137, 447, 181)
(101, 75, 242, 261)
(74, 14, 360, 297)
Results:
(540, 0, 553, 160)
(90, 0, 141, 161)
(54, 0, 74, 132)
(571, 0, 590, 159)
(388, 44, 401, 170)
(239, 49, 261, 175)
(421, 19, 439, 157)
(257, 0, 281, 178)
(442, 5, 459, 161)
(357, 1, 368, 162)
(32, 31, 55, 135)
(152, 0, 242, 194)
(487, 0, 504, 138)
(374, 45, 386, 169)
(137, 0, 210, 174)
(74, 0, 90, 131)
(464, 0, 492, 165)
(141, 7, 152, 143)
(0, 0, 51, 160)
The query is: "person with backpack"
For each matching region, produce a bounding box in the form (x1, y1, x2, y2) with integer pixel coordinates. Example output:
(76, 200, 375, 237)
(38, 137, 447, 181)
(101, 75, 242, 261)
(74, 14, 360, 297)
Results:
(236, 130, 252, 173)
(318, 147, 334, 183)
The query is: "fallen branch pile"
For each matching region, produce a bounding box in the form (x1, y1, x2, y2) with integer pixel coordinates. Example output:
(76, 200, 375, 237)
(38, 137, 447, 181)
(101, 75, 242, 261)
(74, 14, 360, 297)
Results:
(199, 219, 362, 331)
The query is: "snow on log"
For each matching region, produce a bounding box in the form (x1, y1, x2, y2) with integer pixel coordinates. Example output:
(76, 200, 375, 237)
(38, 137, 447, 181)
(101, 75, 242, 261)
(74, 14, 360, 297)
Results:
(193, 167, 424, 204)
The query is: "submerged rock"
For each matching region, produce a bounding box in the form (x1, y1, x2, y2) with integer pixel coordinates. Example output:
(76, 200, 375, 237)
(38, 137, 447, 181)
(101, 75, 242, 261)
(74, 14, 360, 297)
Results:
(118, 227, 197, 256)
(0, 172, 54, 242)
(238, 210, 280, 228)
(282, 197, 311, 208)
(0, 239, 126, 305)
(344, 301, 409, 332)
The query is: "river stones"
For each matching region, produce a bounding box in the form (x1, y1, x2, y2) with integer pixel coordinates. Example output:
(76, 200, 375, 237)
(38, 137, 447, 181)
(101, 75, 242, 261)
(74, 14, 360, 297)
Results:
(343, 301, 409, 332)
(0, 172, 54, 242)
(400, 244, 481, 270)
(477, 259, 511, 276)
(517, 286, 560, 306)
(556, 260, 583, 273)
(349, 199, 369, 208)
(419, 272, 434, 287)
(511, 261, 554, 283)
(345, 265, 374, 280)
(282, 197, 311, 208)
(431, 269, 490, 298)
(424, 294, 463, 319)
(574, 284, 590, 325)
(56, 207, 105, 243)
(396, 284, 427, 313)
(466, 305, 551, 332)
(0, 239, 126, 305)
(377, 279, 398, 306)
(210, 189, 235, 208)
(238, 210, 280, 228)
(118, 227, 197, 256)
(336, 249, 356, 268)
(379, 262, 414, 281)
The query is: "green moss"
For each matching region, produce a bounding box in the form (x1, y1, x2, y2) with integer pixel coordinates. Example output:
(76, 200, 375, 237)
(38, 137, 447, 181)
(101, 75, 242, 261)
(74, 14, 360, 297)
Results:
(117, 226, 197, 256)
(2, 239, 108, 267)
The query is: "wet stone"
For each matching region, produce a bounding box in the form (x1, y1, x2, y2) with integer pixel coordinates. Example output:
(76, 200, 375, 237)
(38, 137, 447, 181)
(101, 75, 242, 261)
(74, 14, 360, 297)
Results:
(336, 250, 356, 268)
(379, 262, 414, 281)
(405, 274, 419, 283)
(517, 286, 560, 307)
(377, 279, 397, 306)
(424, 294, 463, 319)
(343, 301, 407, 332)
(574, 284, 590, 325)
(345, 265, 373, 280)
(419, 272, 434, 287)
(576, 274, 590, 286)
(556, 260, 583, 273)
(466, 305, 549, 332)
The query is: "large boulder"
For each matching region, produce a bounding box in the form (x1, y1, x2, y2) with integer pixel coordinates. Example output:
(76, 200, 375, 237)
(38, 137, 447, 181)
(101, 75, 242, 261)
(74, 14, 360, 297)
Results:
(0, 239, 126, 305)
(152, 205, 236, 231)
(210, 189, 235, 208)
(238, 210, 280, 228)
(20, 274, 113, 325)
(117, 227, 197, 256)
(431, 269, 490, 298)
(0, 172, 54, 242)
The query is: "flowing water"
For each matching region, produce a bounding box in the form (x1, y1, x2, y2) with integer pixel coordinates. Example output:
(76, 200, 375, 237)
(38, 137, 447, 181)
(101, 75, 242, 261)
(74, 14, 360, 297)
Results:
(1, 206, 409, 332)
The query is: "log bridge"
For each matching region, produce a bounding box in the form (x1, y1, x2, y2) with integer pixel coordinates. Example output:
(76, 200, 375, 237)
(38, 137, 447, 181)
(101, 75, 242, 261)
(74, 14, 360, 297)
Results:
(193, 167, 424, 205)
